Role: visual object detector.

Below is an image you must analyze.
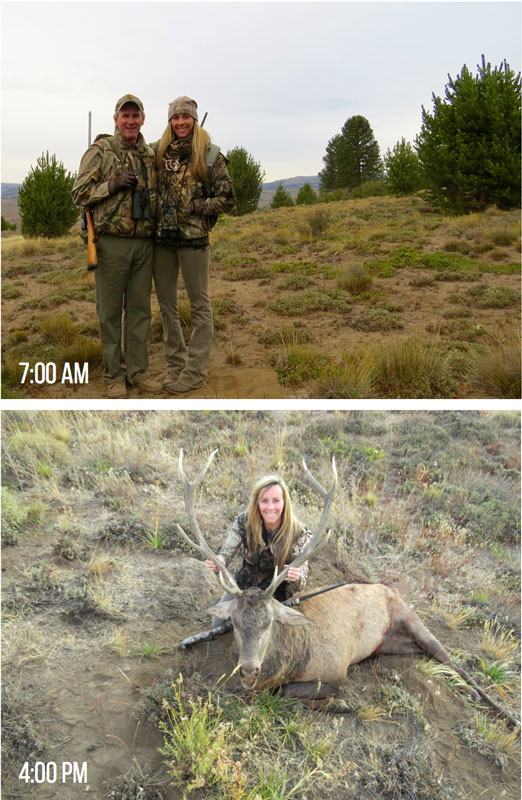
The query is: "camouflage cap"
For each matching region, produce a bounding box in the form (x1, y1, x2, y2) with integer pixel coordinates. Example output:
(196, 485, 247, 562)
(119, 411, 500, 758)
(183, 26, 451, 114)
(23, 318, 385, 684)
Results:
(114, 94, 145, 113)
(168, 96, 198, 122)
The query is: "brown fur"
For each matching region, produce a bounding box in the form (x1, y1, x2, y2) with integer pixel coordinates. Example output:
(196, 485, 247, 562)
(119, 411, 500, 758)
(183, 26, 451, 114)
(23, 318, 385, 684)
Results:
(208, 583, 519, 727)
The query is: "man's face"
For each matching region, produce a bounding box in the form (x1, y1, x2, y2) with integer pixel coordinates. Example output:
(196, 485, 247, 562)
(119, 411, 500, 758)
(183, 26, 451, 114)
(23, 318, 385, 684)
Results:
(114, 104, 144, 143)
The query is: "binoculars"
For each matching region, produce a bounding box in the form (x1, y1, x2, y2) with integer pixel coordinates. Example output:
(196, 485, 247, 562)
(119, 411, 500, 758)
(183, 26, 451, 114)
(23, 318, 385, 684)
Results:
(131, 186, 153, 219)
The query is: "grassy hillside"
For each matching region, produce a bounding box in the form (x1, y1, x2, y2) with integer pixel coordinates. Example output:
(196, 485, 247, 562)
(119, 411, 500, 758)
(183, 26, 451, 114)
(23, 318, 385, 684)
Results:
(1, 410, 520, 799)
(1, 195, 520, 399)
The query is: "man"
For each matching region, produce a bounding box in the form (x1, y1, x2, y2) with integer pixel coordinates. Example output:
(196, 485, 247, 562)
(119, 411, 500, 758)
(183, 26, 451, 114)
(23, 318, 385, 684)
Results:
(72, 94, 161, 398)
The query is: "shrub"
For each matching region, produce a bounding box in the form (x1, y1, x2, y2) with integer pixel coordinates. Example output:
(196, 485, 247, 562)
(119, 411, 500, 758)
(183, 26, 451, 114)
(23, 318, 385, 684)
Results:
(226, 146, 265, 215)
(295, 182, 317, 205)
(467, 336, 521, 398)
(352, 308, 403, 332)
(257, 324, 312, 347)
(1, 215, 16, 231)
(304, 208, 330, 238)
(38, 313, 77, 346)
(337, 264, 373, 293)
(369, 338, 458, 398)
(271, 345, 329, 385)
(451, 286, 520, 309)
(316, 361, 376, 398)
(18, 151, 80, 237)
(384, 138, 424, 194)
(270, 184, 294, 208)
(416, 56, 521, 213)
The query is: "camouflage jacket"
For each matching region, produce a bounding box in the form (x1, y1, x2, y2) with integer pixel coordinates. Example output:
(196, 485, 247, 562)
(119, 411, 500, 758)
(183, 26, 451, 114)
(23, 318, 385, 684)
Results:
(71, 131, 157, 238)
(153, 136, 235, 247)
(218, 512, 313, 600)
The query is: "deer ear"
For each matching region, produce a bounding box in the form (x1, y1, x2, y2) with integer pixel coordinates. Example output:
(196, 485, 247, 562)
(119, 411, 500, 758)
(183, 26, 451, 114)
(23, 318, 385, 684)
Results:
(206, 600, 236, 620)
(273, 602, 314, 626)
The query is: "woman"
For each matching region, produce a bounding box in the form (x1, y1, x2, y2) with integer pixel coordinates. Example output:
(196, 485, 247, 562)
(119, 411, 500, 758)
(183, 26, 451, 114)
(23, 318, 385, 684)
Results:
(153, 96, 235, 393)
(206, 474, 313, 627)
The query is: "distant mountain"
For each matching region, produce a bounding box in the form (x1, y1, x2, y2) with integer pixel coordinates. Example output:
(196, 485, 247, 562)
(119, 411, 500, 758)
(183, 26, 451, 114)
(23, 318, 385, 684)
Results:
(263, 175, 320, 191)
(2, 183, 20, 199)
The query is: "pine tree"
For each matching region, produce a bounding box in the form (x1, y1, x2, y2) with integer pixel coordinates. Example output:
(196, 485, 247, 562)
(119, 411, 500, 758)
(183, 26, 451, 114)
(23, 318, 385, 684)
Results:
(416, 55, 521, 213)
(225, 146, 265, 216)
(18, 152, 79, 238)
(270, 184, 294, 209)
(320, 116, 382, 192)
(295, 182, 317, 205)
(384, 138, 423, 195)
(318, 134, 343, 192)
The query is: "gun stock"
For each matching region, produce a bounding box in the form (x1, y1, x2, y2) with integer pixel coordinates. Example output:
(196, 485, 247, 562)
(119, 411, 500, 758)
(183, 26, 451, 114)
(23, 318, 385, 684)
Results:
(86, 209, 98, 271)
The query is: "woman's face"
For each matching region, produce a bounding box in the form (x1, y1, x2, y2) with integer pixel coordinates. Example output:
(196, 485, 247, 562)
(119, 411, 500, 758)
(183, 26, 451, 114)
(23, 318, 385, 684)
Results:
(171, 113, 195, 138)
(258, 484, 284, 531)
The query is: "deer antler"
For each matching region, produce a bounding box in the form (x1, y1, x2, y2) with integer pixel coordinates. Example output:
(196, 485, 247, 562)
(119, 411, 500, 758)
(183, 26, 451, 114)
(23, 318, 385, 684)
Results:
(177, 449, 242, 596)
(264, 456, 338, 598)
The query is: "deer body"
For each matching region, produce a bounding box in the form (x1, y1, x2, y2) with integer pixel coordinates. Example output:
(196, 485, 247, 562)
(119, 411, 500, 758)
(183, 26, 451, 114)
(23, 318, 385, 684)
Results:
(209, 583, 443, 690)
(178, 450, 519, 728)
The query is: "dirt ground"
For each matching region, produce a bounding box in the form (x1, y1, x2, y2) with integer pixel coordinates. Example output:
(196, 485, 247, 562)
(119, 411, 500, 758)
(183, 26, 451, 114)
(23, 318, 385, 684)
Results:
(3, 262, 520, 400)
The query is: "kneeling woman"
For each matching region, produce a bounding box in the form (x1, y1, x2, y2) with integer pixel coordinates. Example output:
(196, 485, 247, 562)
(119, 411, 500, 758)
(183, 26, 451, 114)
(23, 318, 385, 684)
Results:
(206, 474, 313, 627)
(154, 96, 235, 393)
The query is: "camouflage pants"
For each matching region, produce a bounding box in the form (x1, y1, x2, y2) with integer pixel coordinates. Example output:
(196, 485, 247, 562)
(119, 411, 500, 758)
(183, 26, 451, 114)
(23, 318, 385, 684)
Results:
(153, 244, 213, 384)
(95, 235, 153, 383)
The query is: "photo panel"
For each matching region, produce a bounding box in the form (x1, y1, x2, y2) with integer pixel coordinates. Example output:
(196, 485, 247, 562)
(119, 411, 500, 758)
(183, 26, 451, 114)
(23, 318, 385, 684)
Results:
(2, 1, 520, 401)
(1, 409, 520, 797)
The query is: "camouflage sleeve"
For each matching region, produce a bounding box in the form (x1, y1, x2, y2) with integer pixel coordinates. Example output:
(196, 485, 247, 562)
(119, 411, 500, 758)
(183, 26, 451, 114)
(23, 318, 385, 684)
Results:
(192, 154, 236, 217)
(217, 516, 243, 565)
(291, 527, 313, 591)
(71, 145, 112, 209)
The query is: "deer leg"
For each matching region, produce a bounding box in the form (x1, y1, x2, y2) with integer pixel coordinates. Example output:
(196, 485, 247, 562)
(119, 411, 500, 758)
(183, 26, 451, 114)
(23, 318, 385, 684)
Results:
(401, 611, 520, 729)
(282, 681, 350, 713)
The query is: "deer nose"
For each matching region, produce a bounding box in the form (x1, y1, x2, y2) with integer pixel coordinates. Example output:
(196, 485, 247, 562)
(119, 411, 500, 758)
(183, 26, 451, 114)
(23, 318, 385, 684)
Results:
(239, 665, 260, 685)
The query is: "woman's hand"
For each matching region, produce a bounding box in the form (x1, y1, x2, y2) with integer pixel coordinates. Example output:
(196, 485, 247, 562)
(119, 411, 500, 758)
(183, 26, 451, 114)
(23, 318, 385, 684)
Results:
(284, 565, 301, 583)
(205, 556, 225, 573)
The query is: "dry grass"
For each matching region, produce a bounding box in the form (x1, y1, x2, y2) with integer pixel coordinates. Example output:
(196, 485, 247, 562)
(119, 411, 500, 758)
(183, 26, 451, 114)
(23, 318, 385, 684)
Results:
(481, 620, 520, 663)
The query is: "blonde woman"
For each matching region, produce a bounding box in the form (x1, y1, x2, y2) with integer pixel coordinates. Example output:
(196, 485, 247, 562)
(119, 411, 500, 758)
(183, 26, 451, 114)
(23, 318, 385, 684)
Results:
(206, 475, 313, 627)
(153, 96, 235, 393)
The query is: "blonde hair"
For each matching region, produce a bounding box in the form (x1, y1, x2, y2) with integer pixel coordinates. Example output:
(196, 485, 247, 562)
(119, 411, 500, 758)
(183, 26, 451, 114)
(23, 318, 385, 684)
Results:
(156, 121, 211, 182)
(245, 475, 304, 570)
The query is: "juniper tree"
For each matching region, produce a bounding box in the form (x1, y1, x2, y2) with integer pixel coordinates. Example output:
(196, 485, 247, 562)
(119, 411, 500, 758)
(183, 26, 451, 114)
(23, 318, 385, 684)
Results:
(384, 138, 424, 195)
(296, 182, 317, 205)
(225, 146, 265, 216)
(320, 116, 382, 192)
(416, 55, 521, 213)
(270, 184, 294, 208)
(18, 151, 79, 238)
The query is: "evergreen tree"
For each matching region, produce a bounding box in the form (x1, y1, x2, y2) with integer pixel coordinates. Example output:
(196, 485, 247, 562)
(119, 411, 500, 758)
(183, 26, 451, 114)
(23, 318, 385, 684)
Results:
(270, 184, 294, 208)
(295, 182, 317, 205)
(18, 152, 79, 238)
(384, 138, 423, 195)
(416, 55, 521, 213)
(319, 134, 343, 192)
(320, 116, 382, 192)
(225, 146, 265, 216)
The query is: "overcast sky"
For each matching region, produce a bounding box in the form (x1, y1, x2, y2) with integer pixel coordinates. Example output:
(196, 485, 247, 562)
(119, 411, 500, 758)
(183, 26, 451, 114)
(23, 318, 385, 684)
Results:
(2, 1, 520, 184)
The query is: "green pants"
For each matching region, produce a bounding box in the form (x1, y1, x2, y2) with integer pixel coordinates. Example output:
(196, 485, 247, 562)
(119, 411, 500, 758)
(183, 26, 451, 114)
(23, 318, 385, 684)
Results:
(95, 235, 153, 383)
(153, 245, 213, 384)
